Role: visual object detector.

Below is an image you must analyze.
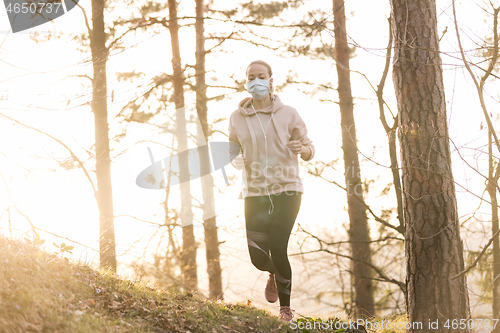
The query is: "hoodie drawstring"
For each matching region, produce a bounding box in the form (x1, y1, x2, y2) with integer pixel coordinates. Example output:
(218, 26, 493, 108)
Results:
(252, 101, 275, 214)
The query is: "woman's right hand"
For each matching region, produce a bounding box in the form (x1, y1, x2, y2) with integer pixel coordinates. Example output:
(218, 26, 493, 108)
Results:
(233, 155, 248, 169)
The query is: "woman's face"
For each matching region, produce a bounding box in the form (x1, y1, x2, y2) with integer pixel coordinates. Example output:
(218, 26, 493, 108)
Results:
(246, 64, 273, 91)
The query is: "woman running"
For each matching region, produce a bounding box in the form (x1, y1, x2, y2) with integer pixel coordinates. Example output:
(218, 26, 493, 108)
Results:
(228, 60, 315, 323)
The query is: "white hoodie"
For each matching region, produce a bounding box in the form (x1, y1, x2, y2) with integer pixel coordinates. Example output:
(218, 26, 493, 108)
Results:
(228, 94, 315, 203)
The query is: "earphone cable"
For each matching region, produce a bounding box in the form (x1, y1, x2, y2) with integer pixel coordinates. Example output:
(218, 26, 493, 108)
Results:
(252, 101, 275, 214)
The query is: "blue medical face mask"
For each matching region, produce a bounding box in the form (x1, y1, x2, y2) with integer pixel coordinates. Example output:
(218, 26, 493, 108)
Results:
(246, 78, 271, 101)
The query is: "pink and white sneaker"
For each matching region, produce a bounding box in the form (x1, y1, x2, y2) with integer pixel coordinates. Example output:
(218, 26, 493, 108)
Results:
(278, 305, 295, 323)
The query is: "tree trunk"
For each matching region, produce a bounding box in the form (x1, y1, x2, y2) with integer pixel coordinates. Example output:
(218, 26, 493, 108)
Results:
(195, 0, 223, 300)
(91, 0, 116, 272)
(333, 0, 374, 319)
(163, 136, 182, 285)
(390, 0, 471, 330)
(493, 190, 500, 333)
(168, 0, 197, 291)
(488, 131, 500, 332)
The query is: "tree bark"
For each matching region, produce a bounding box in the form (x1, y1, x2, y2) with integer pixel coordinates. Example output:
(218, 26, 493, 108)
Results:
(493, 192, 500, 333)
(91, 0, 116, 271)
(333, 0, 375, 319)
(488, 131, 500, 332)
(195, 0, 223, 300)
(389, 0, 471, 330)
(164, 136, 182, 285)
(168, 0, 197, 291)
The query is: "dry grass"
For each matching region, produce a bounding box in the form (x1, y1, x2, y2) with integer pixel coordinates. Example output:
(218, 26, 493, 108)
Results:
(1, 233, 412, 333)
(0, 234, 296, 332)
(361, 314, 409, 333)
(0, 234, 363, 332)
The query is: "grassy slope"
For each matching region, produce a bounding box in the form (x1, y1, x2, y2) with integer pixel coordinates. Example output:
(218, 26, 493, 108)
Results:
(1, 234, 361, 333)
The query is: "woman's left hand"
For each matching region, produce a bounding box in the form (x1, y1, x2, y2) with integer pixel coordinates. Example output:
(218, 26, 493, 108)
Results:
(287, 140, 303, 154)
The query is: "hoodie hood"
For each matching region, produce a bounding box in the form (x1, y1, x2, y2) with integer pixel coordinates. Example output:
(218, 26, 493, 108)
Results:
(238, 94, 284, 116)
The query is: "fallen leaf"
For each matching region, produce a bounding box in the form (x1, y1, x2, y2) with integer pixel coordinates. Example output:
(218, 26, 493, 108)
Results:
(109, 301, 123, 310)
(25, 323, 41, 332)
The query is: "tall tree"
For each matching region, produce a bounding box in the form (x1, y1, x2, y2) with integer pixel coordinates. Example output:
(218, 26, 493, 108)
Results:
(91, 0, 116, 271)
(333, 0, 374, 318)
(484, 9, 500, 328)
(390, 0, 471, 330)
(195, 0, 223, 300)
(28, 0, 174, 273)
(168, 0, 197, 291)
(487, 130, 500, 332)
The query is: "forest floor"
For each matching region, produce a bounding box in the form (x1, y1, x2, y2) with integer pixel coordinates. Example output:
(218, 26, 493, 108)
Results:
(0, 234, 399, 333)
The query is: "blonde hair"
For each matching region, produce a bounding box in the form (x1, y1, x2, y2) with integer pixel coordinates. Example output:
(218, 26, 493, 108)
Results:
(246, 60, 273, 77)
(246, 60, 275, 99)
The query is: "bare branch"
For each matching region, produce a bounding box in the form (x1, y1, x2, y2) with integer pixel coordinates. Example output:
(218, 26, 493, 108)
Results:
(0, 169, 37, 235)
(292, 224, 406, 293)
(308, 170, 403, 234)
(377, 17, 395, 134)
(452, 0, 500, 154)
(0, 112, 97, 195)
(36, 226, 99, 253)
(453, 227, 500, 280)
(76, 3, 92, 45)
(114, 214, 180, 228)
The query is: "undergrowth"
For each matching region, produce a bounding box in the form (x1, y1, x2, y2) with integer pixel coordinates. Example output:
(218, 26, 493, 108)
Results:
(0, 233, 404, 333)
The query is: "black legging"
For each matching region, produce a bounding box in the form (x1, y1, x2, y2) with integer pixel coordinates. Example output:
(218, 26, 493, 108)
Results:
(244, 191, 302, 306)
